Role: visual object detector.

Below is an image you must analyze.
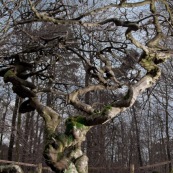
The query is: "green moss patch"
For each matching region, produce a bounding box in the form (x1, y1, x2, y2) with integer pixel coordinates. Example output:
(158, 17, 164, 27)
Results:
(3, 69, 15, 82)
(65, 116, 87, 135)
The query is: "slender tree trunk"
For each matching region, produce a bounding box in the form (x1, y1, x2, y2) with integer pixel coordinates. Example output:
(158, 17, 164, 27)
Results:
(129, 127, 134, 168)
(37, 117, 44, 162)
(8, 96, 20, 161)
(33, 114, 40, 159)
(130, 164, 135, 173)
(0, 105, 8, 159)
(85, 69, 92, 164)
(22, 112, 31, 162)
(132, 106, 143, 167)
(165, 84, 172, 172)
(29, 113, 34, 161)
(157, 106, 167, 161)
(16, 99, 22, 161)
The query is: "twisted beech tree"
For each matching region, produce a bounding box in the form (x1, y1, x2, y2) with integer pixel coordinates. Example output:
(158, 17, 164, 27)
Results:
(0, 0, 173, 172)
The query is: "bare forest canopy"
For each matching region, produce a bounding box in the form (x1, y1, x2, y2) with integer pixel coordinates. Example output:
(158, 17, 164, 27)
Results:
(0, 0, 173, 173)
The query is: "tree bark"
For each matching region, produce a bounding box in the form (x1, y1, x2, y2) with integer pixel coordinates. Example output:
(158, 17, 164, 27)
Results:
(21, 112, 32, 162)
(165, 83, 172, 172)
(0, 165, 23, 173)
(0, 103, 8, 159)
(8, 96, 20, 161)
(16, 99, 22, 161)
(132, 106, 143, 167)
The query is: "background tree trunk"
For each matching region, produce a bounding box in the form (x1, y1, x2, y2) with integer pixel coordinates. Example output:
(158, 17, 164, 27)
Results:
(132, 106, 143, 167)
(8, 96, 20, 161)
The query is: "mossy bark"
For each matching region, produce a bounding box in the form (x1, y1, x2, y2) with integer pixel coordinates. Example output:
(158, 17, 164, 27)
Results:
(0, 165, 23, 173)
(42, 115, 90, 173)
